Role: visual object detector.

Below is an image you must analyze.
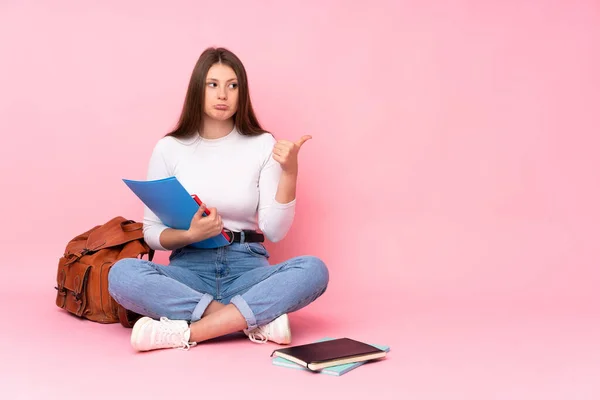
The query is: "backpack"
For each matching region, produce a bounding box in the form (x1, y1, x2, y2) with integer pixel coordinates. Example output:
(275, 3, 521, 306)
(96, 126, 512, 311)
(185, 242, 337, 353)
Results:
(55, 216, 155, 328)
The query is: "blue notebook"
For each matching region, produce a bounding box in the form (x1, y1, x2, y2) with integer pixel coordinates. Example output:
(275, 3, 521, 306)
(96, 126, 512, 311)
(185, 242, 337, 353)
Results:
(122, 176, 230, 248)
(271, 337, 390, 376)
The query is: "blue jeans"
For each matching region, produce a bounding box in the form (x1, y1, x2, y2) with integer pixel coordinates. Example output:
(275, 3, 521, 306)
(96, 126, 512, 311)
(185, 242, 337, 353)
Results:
(107, 242, 329, 330)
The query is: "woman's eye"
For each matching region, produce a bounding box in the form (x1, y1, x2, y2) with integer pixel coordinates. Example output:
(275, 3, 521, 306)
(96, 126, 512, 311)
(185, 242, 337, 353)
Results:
(229, 83, 238, 89)
(207, 82, 217, 88)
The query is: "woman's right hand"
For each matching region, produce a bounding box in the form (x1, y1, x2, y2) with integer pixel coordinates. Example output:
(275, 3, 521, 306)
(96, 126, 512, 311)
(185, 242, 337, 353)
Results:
(186, 204, 224, 243)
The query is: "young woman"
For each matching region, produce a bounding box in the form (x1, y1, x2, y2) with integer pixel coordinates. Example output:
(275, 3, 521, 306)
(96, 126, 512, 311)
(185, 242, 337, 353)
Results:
(108, 47, 329, 352)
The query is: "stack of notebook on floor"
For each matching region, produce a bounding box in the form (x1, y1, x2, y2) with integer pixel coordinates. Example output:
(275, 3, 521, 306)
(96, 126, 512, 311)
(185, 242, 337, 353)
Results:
(270, 337, 390, 376)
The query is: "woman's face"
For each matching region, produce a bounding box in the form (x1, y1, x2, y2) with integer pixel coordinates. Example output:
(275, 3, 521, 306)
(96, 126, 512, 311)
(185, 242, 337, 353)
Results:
(203, 63, 239, 121)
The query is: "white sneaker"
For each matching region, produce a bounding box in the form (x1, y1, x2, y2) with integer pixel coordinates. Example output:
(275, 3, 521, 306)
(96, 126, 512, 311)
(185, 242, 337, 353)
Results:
(244, 314, 292, 344)
(130, 316, 196, 351)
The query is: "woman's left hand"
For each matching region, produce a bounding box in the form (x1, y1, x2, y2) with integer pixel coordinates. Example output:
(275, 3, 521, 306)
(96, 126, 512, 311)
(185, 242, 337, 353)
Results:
(272, 135, 312, 174)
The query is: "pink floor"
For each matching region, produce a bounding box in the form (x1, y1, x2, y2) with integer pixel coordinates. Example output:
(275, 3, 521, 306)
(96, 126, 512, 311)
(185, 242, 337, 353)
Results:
(2, 1, 599, 398)
(1, 275, 598, 399)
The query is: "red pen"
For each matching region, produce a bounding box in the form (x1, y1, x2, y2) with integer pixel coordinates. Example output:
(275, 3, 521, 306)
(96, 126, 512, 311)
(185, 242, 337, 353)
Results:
(191, 194, 231, 241)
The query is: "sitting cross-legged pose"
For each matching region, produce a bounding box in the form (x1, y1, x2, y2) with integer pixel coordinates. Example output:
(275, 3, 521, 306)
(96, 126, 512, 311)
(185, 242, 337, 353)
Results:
(108, 47, 329, 352)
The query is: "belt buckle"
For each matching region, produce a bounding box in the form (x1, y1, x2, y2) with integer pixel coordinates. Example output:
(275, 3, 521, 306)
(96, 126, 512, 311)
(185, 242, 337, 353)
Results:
(223, 229, 235, 245)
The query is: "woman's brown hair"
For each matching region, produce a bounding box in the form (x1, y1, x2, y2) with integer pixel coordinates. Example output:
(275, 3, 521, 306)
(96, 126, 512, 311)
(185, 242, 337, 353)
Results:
(166, 47, 266, 138)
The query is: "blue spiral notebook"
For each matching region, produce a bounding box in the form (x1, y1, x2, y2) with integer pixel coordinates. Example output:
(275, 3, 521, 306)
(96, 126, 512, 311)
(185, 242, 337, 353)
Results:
(122, 176, 230, 248)
(271, 337, 390, 376)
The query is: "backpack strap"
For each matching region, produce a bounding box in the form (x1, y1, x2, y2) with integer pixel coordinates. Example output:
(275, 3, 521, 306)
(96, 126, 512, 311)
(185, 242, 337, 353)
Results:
(85, 218, 145, 252)
(121, 220, 143, 233)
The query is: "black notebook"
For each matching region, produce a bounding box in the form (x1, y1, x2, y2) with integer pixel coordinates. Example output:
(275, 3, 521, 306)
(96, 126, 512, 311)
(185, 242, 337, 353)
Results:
(270, 337, 387, 371)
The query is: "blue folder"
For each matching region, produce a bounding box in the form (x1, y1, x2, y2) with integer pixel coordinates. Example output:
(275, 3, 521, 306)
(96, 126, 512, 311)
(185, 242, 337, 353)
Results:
(122, 176, 230, 248)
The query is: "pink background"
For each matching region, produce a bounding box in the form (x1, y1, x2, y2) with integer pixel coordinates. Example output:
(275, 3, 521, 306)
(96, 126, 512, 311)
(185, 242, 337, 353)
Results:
(1, 1, 599, 398)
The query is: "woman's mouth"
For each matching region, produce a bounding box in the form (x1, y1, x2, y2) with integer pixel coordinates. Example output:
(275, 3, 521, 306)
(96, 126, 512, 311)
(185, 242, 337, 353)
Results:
(214, 104, 229, 111)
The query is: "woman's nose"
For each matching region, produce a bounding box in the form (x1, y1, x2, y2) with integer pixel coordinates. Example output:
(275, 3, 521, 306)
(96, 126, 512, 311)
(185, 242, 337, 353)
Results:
(218, 88, 227, 99)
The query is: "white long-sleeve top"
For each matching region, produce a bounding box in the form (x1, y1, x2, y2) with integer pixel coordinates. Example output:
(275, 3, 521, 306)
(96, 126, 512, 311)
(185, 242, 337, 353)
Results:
(142, 128, 296, 251)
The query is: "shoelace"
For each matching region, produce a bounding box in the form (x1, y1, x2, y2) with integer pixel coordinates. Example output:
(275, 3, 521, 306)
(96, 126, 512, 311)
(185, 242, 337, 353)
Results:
(247, 327, 269, 344)
(156, 317, 197, 350)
